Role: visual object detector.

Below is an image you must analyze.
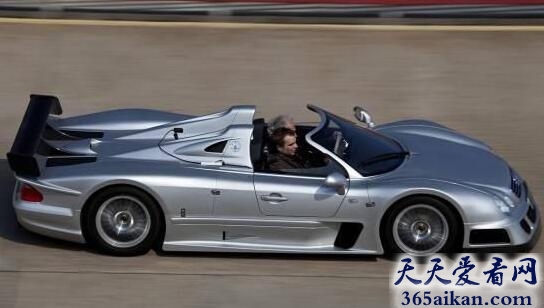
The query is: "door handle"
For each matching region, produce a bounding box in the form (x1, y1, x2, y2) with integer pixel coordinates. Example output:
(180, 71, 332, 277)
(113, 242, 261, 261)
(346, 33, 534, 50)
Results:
(261, 193, 288, 202)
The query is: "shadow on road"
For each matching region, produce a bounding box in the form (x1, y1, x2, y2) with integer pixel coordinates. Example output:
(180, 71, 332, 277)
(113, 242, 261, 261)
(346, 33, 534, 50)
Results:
(156, 249, 379, 262)
(0, 159, 87, 251)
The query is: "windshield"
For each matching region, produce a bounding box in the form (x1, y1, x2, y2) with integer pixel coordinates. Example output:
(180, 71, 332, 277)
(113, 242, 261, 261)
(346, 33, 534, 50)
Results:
(309, 108, 406, 176)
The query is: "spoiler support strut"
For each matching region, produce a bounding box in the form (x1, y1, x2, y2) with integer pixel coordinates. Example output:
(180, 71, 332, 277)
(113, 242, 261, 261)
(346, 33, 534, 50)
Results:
(6, 94, 62, 177)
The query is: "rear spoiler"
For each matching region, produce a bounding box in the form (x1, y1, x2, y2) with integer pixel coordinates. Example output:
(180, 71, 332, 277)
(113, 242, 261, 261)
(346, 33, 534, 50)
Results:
(7, 95, 62, 177)
(7, 94, 100, 178)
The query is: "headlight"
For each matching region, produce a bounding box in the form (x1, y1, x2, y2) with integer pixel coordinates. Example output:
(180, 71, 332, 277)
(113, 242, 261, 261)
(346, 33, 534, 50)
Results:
(493, 196, 511, 214)
(502, 195, 516, 208)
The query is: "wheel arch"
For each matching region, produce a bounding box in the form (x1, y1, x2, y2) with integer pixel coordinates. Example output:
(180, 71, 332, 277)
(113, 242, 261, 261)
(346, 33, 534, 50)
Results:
(80, 182, 167, 247)
(378, 193, 464, 253)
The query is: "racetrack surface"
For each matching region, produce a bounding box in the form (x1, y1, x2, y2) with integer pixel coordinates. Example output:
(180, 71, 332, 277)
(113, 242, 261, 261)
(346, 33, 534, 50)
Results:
(0, 20, 543, 307)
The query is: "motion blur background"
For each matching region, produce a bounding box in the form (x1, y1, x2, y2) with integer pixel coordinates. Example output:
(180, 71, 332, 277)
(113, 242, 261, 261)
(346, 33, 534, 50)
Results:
(0, 1, 543, 307)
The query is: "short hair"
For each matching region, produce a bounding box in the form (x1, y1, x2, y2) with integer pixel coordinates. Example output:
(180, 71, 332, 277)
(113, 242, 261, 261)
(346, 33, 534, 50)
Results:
(268, 115, 295, 134)
(270, 127, 296, 147)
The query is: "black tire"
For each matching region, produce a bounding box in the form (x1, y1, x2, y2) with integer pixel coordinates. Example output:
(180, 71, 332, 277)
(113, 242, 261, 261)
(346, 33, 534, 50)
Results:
(384, 196, 460, 256)
(83, 186, 162, 256)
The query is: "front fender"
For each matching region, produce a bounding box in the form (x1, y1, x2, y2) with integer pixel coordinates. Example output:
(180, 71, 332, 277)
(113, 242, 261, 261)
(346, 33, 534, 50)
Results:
(369, 178, 509, 228)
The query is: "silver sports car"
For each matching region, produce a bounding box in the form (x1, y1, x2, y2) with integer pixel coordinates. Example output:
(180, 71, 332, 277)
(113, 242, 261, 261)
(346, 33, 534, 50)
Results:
(7, 94, 540, 256)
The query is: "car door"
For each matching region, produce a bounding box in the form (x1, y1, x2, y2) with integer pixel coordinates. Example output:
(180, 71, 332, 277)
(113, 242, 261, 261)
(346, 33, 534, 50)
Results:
(253, 163, 349, 218)
(213, 167, 260, 217)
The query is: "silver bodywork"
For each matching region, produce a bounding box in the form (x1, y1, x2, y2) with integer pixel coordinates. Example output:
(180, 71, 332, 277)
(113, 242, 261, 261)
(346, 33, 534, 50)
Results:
(8, 97, 540, 255)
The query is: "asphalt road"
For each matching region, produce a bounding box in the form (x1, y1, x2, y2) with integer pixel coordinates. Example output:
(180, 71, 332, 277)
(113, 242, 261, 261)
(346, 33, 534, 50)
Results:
(0, 19, 543, 307)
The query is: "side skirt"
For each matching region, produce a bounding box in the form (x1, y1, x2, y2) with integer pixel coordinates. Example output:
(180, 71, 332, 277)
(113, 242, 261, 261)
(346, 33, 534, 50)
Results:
(162, 218, 376, 254)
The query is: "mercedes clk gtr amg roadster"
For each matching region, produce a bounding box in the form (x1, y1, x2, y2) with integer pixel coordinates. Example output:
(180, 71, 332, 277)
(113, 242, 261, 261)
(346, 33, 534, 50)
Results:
(6, 94, 540, 256)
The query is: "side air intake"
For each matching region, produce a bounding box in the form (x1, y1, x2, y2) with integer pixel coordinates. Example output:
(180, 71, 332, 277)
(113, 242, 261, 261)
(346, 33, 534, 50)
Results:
(334, 223, 363, 249)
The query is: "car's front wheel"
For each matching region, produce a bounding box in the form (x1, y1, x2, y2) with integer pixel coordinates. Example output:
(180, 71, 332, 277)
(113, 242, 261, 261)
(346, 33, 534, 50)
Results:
(83, 186, 162, 256)
(384, 196, 460, 256)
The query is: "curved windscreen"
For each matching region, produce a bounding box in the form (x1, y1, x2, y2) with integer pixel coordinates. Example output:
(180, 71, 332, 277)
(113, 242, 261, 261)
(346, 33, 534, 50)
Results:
(309, 108, 407, 176)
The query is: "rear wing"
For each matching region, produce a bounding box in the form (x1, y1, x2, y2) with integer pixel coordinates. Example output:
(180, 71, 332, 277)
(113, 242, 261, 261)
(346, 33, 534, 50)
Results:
(7, 94, 99, 178)
(7, 95, 62, 177)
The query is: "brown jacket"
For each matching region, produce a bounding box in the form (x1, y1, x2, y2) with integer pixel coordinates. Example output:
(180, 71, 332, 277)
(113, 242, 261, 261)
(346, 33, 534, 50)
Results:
(267, 152, 308, 171)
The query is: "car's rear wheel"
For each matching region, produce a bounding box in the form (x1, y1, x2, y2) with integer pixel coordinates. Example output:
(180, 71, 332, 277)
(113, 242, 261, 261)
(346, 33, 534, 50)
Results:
(385, 196, 459, 256)
(84, 186, 162, 256)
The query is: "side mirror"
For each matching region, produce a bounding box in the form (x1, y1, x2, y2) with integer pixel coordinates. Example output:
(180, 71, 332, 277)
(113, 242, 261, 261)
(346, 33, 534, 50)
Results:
(353, 106, 375, 128)
(325, 172, 347, 195)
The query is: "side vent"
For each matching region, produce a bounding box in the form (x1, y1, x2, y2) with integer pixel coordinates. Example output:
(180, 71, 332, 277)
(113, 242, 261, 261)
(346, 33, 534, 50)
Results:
(60, 129, 104, 139)
(205, 140, 228, 153)
(334, 222, 363, 249)
(46, 156, 97, 167)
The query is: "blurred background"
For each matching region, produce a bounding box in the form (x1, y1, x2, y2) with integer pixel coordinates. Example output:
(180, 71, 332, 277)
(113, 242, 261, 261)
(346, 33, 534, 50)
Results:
(0, 1, 543, 307)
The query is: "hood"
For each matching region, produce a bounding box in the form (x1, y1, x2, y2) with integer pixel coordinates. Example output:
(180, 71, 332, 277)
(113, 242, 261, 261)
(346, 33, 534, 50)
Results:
(376, 120, 510, 190)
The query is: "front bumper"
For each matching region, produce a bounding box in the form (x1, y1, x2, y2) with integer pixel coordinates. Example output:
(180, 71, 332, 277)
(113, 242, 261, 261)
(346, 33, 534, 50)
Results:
(464, 185, 541, 250)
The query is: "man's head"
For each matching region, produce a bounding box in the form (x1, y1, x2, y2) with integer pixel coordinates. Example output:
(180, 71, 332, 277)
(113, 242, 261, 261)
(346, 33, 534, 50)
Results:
(270, 127, 298, 156)
(268, 115, 296, 135)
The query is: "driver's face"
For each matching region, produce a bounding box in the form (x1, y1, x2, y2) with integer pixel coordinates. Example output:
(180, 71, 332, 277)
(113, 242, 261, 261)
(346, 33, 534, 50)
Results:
(278, 135, 298, 156)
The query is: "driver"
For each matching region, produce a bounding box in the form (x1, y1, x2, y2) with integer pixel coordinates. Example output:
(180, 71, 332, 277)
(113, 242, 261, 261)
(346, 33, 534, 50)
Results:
(267, 114, 328, 170)
(268, 127, 309, 171)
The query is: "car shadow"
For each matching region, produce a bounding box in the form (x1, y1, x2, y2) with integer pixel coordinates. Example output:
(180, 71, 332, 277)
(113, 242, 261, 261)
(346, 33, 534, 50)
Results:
(155, 249, 379, 262)
(0, 159, 87, 251)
